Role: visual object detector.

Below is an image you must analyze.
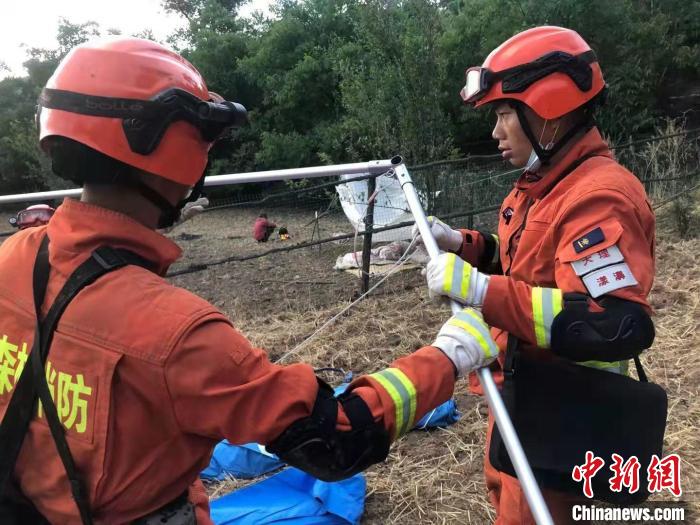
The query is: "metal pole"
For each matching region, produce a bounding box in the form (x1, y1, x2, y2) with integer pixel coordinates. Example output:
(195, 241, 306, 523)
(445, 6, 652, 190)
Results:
(0, 160, 396, 205)
(392, 158, 553, 525)
(360, 175, 376, 293)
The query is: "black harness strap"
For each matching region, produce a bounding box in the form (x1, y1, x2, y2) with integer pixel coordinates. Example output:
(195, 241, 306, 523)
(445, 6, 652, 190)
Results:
(0, 237, 51, 504)
(0, 235, 152, 524)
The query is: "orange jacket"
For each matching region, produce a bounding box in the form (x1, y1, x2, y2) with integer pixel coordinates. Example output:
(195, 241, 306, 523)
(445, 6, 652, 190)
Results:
(0, 198, 455, 524)
(454, 128, 655, 391)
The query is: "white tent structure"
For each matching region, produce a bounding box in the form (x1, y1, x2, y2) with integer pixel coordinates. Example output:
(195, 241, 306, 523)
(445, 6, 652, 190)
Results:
(335, 173, 418, 243)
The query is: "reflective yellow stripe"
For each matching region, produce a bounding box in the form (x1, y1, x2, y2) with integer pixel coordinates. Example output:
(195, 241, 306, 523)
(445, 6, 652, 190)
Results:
(448, 313, 499, 359)
(532, 287, 546, 347)
(532, 287, 563, 348)
(459, 258, 470, 300)
(580, 360, 628, 376)
(443, 254, 456, 295)
(491, 234, 500, 263)
(386, 368, 417, 435)
(460, 309, 499, 358)
(369, 368, 417, 439)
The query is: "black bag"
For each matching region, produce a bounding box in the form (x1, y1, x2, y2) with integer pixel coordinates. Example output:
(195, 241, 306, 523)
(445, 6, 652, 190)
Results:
(489, 336, 667, 505)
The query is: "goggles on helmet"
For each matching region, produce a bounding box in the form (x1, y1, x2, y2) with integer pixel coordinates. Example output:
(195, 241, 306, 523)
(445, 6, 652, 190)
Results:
(460, 50, 597, 104)
(38, 87, 248, 155)
(9, 206, 55, 229)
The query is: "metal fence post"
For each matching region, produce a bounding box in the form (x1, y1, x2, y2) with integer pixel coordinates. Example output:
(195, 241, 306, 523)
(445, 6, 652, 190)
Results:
(360, 175, 376, 294)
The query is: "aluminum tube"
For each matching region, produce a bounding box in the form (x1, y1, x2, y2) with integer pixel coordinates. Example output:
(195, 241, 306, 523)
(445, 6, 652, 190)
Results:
(0, 188, 83, 205)
(393, 162, 553, 525)
(0, 159, 397, 205)
(203, 159, 396, 186)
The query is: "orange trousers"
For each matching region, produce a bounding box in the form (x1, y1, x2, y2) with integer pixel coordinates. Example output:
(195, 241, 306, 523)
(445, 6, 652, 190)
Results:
(484, 415, 583, 525)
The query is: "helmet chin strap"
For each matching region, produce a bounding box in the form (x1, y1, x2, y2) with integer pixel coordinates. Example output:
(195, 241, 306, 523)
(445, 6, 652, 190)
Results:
(514, 102, 591, 172)
(120, 173, 206, 229)
(524, 118, 560, 172)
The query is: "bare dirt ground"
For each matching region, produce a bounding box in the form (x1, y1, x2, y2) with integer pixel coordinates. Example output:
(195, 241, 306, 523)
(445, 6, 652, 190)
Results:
(164, 203, 699, 524)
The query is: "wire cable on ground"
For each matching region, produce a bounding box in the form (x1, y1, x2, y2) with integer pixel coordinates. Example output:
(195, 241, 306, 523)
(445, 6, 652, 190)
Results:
(275, 236, 419, 363)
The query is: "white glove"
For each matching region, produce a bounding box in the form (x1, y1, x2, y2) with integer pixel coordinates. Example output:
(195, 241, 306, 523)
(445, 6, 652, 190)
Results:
(411, 216, 463, 253)
(160, 197, 209, 233)
(180, 196, 209, 222)
(426, 252, 489, 306)
(432, 308, 499, 376)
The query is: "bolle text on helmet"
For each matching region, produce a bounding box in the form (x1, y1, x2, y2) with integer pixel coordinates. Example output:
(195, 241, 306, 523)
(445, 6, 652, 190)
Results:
(85, 97, 144, 113)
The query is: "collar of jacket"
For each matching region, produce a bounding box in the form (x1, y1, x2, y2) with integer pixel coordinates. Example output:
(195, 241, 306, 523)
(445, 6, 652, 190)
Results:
(47, 198, 182, 276)
(515, 127, 612, 200)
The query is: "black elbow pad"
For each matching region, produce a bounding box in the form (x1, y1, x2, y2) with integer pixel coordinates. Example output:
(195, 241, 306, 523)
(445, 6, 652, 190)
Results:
(266, 379, 390, 482)
(550, 293, 655, 362)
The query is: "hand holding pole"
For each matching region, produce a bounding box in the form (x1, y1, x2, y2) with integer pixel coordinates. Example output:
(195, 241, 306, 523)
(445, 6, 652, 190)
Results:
(392, 157, 553, 525)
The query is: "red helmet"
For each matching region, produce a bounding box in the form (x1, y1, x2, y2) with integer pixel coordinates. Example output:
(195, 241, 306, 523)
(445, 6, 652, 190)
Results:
(38, 37, 246, 186)
(461, 26, 605, 119)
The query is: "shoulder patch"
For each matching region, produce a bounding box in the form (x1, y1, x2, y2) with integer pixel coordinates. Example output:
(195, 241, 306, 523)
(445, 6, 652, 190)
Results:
(570, 244, 624, 276)
(581, 262, 638, 298)
(573, 227, 605, 253)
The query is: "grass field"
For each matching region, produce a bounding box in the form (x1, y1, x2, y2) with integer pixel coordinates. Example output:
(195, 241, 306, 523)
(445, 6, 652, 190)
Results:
(163, 202, 699, 524)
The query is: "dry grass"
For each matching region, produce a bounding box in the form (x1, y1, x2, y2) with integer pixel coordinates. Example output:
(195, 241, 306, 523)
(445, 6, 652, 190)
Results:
(164, 197, 700, 524)
(0, 188, 695, 523)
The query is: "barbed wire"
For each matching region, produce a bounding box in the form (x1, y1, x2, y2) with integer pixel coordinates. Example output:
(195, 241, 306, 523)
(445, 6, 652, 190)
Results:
(610, 127, 700, 152)
(652, 177, 700, 210)
(205, 172, 390, 211)
(202, 127, 700, 213)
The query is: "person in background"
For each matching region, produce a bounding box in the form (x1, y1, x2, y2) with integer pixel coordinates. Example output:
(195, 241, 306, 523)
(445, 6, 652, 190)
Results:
(278, 226, 290, 240)
(8, 204, 55, 230)
(253, 213, 277, 242)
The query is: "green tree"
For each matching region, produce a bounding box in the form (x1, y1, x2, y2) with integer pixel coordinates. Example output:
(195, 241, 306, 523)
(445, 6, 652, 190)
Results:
(331, 0, 455, 163)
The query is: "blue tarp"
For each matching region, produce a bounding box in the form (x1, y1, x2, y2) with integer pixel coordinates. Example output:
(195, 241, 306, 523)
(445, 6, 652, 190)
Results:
(210, 468, 366, 525)
(414, 398, 461, 429)
(201, 397, 459, 482)
(201, 442, 283, 481)
(202, 376, 458, 524)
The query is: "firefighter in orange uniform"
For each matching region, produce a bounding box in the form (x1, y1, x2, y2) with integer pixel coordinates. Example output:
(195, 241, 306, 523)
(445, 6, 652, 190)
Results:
(422, 27, 656, 524)
(0, 39, 500, 524)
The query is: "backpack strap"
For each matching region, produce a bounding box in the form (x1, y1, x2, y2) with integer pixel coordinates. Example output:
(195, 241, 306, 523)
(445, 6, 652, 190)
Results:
(0, 235, 153, 524)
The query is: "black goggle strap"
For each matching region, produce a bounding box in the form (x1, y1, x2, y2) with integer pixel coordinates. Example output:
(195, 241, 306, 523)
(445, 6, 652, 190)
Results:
(38, 88, 246, 155)
(39, 88, 165, 120)
(494, 50, 597, 95)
